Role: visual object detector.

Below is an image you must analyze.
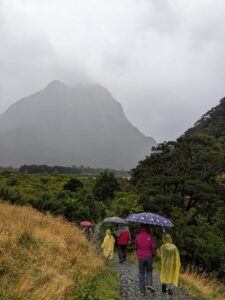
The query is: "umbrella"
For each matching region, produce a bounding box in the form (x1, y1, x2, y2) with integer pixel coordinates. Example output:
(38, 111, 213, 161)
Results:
(126, 212, 174, 227)
(103, 216, 127, 224)
(80, 221, 93, 227)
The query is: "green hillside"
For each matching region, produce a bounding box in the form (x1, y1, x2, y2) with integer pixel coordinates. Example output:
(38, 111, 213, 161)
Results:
(131, 97, 225, 283)
(186, 97, 225, 137)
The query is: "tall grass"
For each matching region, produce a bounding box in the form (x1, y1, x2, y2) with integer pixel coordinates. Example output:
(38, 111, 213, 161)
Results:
(180, 266, 225, 300)
(0, 201, 104, 300)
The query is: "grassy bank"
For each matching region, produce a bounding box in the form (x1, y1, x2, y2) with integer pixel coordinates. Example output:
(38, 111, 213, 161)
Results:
(0, 201, 119, 300)
(180, 267, 225, 300)
(74, 266, 119, 300)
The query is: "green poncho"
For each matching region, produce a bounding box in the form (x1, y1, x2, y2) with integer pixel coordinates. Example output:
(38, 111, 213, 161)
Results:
(159, 234, 181, 287)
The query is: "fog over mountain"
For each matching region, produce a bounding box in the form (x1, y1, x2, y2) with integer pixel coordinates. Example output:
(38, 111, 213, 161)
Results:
(0, 81, 156, 170)
(2, 1, 225, 142)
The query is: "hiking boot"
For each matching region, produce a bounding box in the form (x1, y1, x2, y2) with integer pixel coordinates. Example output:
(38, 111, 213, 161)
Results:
(162, 284, 167, 293)
(168, 289, 173, 295)
(139, 290, 146, 296)
(147, 285, 155, 293)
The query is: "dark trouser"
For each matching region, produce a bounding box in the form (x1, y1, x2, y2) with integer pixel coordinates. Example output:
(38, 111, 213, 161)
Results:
(118, 244, 127, 261)
(138, 256, 153, 293)
(162, 283, 174, 294)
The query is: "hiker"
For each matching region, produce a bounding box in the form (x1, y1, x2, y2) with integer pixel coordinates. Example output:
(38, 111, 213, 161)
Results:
(87, 226, 93, 235)
(135, 224, 157, 296)
(115, 224, 131, 263)
(101, 229, 115, 260)
(158, 233, 181, 295)
(82, 226, 93, 239)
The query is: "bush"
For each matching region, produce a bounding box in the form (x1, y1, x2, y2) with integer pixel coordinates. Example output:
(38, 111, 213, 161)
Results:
(93, 171, 119, 202)
(63, 178, 83, 192)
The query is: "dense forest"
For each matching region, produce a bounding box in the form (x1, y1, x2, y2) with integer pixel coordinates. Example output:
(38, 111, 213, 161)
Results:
(131, 97, 225, 282)
(0, 98, 225, 284)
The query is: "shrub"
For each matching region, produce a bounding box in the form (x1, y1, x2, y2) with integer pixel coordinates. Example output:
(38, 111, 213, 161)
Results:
(63, 178, 83, 192)
(93, 171, 119, 202)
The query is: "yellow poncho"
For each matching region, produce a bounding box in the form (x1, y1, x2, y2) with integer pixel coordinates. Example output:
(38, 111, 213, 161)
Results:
(101, 230, 115, 260)
(159, 234, 181, 287)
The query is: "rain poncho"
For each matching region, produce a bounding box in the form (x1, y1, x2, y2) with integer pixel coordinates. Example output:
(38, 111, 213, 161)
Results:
(159, 234, 181, 287)
(135, 227, 157, 259)
(115, 225, 131, 245)
(101, 229, 115, 260)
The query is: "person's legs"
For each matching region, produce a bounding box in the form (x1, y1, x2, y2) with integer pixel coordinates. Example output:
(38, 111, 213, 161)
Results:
(138, 259, 146, 294)
(122, 245, 127, 261)
(117, 245, 123, 262)
(162, 283, 167, 293)
(145, 256, 153, 286)
(146, 256, 155, 293)
(168, 284, 174, 295)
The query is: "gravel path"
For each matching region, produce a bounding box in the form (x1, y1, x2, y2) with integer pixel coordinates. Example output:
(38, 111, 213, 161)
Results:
(113, 256, 199, 300)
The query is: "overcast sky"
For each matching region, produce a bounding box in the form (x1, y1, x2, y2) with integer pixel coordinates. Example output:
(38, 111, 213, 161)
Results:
(1, 0, 225, 142)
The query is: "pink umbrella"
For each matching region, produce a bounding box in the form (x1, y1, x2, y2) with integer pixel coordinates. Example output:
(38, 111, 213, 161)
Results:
(80, 221, 93, 227)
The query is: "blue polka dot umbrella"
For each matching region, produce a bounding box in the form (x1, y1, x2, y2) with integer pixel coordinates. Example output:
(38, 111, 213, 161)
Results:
(126, 212, 174, 227)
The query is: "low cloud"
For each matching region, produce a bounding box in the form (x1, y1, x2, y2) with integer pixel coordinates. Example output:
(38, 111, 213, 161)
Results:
(1, 0, 225, 141)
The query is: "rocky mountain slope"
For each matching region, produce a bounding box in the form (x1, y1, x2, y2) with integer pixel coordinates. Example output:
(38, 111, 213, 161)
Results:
(0, 81, 156, 170)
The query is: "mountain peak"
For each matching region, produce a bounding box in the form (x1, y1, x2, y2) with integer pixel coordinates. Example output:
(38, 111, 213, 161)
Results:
(46, 80, 67, 89)
(0, 82, 156, 169)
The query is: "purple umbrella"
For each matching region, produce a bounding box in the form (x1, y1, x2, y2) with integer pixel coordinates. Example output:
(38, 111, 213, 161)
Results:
(126, 212, 174, 227)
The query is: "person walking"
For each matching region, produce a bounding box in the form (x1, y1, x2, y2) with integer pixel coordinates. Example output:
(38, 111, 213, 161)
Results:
(135, 224, 157, 296)
(115, 224, 131, 263)
(82, 225, 93, 240)
(158, 233, 181, 295)
(101, 229, 115, 260)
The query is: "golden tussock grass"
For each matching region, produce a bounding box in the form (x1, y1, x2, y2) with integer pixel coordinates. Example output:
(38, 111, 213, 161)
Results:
(0, 201, 104, 300)
(180, 266, 225, 300)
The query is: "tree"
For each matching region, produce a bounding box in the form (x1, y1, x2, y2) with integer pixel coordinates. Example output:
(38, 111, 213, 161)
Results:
(93, 170, 119, 201)
(130, 133, 225, 281)
(63, 178, 83, 192)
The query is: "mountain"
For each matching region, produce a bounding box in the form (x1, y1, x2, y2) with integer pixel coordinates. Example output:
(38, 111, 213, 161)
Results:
(0, 80, 156, 170)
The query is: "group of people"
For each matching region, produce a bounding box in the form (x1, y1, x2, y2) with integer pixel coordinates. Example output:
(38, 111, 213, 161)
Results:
(101, 223, 180, 296)
(101, 224, 131, 262)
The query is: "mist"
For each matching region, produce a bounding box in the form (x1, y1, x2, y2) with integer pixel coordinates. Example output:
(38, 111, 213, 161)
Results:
(1, 0, 225, 141)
